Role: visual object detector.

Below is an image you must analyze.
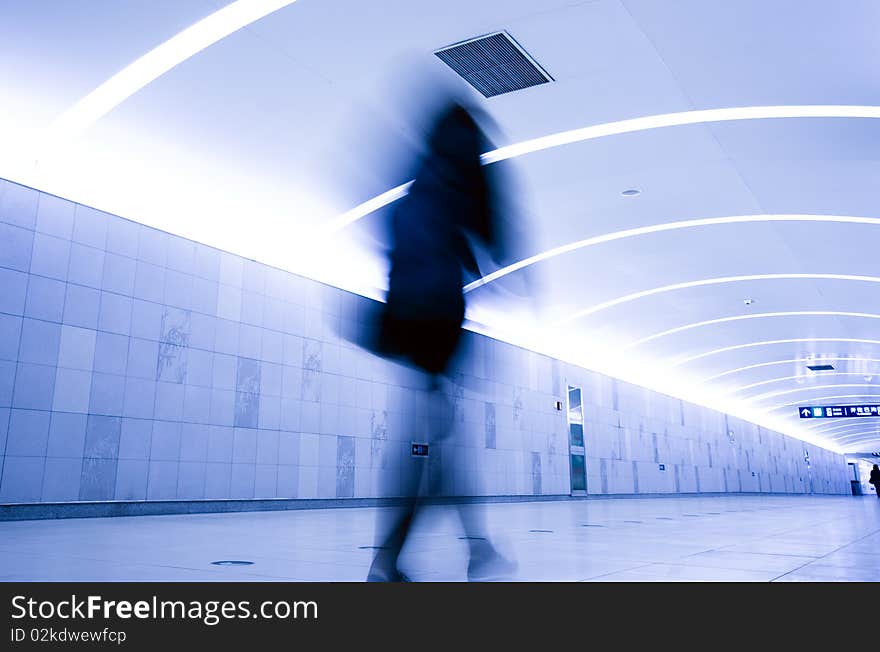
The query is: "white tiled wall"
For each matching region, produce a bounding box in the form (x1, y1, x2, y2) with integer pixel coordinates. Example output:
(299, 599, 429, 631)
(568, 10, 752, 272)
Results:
(0, 178, 850, 504)
(565, 364, 849, 495)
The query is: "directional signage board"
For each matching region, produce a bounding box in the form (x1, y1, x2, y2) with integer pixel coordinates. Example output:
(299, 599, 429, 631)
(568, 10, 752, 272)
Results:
(799, 404, 880, 419)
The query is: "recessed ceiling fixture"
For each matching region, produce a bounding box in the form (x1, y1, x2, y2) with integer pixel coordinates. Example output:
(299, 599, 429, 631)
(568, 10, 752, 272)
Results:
(743, 297, 754, 306)
(806, 364, 835, 371)
(621, 189, 641, 196)
(434, 31, 552, 98)
(210, 560, 254, 566)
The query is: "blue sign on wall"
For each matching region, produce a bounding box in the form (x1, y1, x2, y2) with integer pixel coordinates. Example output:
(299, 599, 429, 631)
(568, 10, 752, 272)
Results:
(411, 443, 429, 457)
(799, 404, 880, 418)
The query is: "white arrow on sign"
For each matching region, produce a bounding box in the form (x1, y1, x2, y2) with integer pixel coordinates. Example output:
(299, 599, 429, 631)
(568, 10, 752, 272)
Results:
(801, 408, 812, 417)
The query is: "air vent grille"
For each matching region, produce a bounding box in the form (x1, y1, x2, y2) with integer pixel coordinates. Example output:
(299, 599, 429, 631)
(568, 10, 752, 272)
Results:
(435, 31, 552, 98)
(806, 364, 835, 371)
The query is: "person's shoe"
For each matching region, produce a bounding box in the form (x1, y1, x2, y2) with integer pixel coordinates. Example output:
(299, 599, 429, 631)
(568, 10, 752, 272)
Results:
(467, 553, 517, 582)
(366, 564, 412, 582)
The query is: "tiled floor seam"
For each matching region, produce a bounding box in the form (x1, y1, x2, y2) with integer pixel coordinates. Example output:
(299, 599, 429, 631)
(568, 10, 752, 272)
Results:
(769, 525, 880, 581)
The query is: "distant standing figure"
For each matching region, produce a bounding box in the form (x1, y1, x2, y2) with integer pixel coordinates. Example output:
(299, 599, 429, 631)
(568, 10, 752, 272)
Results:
(870, 464, 880, 499)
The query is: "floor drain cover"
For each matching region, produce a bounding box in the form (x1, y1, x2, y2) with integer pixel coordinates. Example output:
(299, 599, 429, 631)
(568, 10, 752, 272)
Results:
(623, 520, 642, 524)
(529, 529, 553, 533)
(211, 560, 254, 566)
(581, 524, 605, 527)
(683, 514, 701, 517)
(458, 536, 487, 541)
(656, 517, 674, 520)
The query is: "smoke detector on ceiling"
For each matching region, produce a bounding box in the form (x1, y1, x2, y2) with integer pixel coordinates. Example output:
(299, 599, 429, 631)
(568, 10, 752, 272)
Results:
(434, 31, 553, 98)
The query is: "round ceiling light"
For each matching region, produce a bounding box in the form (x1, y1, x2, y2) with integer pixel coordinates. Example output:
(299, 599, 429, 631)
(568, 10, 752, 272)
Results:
(743, 298, 755, 306)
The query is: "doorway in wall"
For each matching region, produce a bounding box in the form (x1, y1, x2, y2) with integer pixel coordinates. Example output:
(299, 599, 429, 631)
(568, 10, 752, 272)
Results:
(567, 385, 587, 494)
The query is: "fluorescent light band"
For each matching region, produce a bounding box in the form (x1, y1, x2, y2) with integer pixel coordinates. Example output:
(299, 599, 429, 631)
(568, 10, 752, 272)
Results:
(841, 440, 880, 452)
(623, 312, 880, 351)
(465, 215, 880, 293)
(814, 431, 877, 444)
(807, 419, 880, 433)
(806, 414, 880, 430)
(804, 418, 880, 437)
(842, 440, 880, 452)
(333, 106, 880, 237)
(838, 436, 880, 451)
(700, 358, 880, 383)
(480, 105, 880, 165)
(837, 431, 880, 442)
(563, 274, 880, 324)
(765, 394, 880, 413)
(808, 423, 880, 437)
(320, 182, 412, 235)
(671, 338, 880, 368)
(44, 0, 299, 146)
(749, 384, 880, 406)
(729, 371, 879, 395)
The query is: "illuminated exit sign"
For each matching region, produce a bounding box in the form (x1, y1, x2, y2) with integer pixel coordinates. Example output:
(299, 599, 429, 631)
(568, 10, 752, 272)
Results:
(799, 405, 880, 418)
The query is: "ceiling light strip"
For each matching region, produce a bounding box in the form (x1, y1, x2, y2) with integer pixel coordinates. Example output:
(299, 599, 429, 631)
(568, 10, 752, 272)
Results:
(805, 418, 880, 433)
(749, 384, 880, 406)
(765, 394, 880, 413)
(480, 105, 880, 165)
(836, 431, 880, 442)
(43, 0, 299, 147)
(624, 311, 880, 351)
(700, 358, 880, 383)
(808, 423, 880, 437)
(729, 371, 879, 395)
(465, 215, 880, 293)
(671, 338, 880, 368)
(330, 106, 880, 236)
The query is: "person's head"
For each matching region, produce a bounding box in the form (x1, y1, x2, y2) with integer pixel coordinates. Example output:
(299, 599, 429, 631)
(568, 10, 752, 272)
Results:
(874, 464, 879, 471)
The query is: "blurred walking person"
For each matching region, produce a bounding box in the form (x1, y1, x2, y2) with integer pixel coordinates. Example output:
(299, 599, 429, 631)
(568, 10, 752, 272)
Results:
(363, 99, 519, 581)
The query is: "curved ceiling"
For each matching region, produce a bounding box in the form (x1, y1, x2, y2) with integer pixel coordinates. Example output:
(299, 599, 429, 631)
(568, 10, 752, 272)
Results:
(2, 0, 879, 452)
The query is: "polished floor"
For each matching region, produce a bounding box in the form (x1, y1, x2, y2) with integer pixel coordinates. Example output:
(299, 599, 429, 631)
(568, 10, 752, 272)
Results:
(1, 495, 878, 582)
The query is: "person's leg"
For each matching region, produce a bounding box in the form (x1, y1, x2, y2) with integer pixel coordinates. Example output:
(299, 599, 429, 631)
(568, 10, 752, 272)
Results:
(455, 481, 516, 581)
(368, 442, 426, 580)
(367, 499, 417, 581)
(367, 366, 431, 581)
(429, 376, 515, 581)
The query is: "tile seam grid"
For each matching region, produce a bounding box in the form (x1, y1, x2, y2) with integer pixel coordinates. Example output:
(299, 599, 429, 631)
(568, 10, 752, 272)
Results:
(768, 524, 880, 581)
